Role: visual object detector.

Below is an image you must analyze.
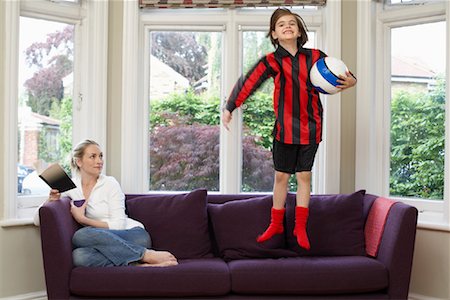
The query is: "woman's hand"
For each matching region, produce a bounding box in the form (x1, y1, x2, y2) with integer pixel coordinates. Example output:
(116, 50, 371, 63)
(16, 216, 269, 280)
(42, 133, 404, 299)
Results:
(48, 189, 61, 201)
(336, 70, 357, 90)
(70, 201, 87, 225)
(222, 109, 232, 131)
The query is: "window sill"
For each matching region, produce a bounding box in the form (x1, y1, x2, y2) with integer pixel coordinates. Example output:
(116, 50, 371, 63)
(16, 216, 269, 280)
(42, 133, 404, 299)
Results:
(417, 211, 450, 232)
(0, 218, 35, 228)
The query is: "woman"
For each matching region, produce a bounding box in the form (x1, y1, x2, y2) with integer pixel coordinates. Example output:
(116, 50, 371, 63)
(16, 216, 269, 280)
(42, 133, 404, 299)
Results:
(34, 139, 178, 267)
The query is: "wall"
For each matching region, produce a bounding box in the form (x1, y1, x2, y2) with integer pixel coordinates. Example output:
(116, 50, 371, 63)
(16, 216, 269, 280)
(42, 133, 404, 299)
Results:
(340, 0, 357, 194)
(0, 226, 45, 297)
(409, 228, 450, 299)
(106, 0, 123, 181)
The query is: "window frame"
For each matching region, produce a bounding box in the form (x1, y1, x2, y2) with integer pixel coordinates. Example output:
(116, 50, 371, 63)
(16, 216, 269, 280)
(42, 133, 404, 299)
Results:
(1, 0, 108, 224)
(356, 0, 450, 226)
(126, 1, 342, 194)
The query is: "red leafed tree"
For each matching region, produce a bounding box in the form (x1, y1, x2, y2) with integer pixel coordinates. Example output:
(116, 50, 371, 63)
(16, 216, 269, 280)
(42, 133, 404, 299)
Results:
(23, 25, 74, 116)
(149, 123, 274, 191)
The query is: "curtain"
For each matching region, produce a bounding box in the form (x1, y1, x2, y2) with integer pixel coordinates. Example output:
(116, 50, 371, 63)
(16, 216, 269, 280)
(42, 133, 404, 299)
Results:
(139, 0, 326, 9)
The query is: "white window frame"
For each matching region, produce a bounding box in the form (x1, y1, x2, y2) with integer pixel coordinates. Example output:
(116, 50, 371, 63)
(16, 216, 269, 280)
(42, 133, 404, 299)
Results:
(356, 0, 450, 228)
(121, 0, 342, 195)
(1, 0, 108, 225)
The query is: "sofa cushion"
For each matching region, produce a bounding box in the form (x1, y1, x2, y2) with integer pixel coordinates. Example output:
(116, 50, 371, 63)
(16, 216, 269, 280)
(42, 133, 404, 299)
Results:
(70, 258, 230, 297)
(286, 190, 366, 256)
(126, 189, 212, 259)
(229, 256, 388, 295)
(208, 195, 298, 261)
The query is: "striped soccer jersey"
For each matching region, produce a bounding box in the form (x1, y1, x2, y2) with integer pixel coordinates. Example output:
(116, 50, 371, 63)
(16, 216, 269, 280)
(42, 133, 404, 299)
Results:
(225, 45, 326, 145)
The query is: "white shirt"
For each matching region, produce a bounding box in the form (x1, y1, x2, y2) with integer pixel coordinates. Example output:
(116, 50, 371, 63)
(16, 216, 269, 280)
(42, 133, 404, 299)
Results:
(34, 174, 144, 230)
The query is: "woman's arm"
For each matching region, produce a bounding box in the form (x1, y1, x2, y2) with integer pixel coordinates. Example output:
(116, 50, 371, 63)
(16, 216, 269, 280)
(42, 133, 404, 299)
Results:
(70, 202, 109, 228)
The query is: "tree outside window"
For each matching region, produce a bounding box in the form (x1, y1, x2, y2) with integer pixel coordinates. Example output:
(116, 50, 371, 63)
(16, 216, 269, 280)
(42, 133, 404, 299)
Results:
(18, 17, 74, 195)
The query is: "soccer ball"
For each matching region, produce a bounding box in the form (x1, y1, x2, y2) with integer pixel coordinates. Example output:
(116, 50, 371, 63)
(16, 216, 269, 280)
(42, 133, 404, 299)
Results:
(310, 57, 348, 95)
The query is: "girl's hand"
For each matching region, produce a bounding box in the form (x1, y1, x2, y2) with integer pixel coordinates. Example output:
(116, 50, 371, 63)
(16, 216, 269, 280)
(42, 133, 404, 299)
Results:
(336, 70, 357, 90)
(222, 109, 232, 131)
(70, 201, 87, 225)
(48, 189, 61, 201)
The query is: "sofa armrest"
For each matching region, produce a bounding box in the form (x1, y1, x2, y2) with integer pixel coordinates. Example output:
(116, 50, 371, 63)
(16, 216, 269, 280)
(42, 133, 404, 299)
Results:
(376, 202, 418, 300)
(39, 197, 80, 299)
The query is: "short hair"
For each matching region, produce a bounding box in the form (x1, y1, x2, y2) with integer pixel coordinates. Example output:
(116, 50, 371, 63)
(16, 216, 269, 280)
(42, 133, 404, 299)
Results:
(71, 139, 100, 173)
(267, 8, 309, 48)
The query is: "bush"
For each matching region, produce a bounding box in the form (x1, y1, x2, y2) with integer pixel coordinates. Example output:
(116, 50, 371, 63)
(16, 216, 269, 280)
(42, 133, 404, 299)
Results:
(149, 123, 274, 191)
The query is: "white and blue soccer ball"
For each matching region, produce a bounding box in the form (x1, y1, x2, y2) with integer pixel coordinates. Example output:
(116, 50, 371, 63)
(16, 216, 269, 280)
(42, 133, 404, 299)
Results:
(310, 57, 348, 95)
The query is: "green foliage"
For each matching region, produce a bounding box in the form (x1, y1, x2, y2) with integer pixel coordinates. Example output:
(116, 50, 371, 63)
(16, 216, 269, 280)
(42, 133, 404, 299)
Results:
(390, 79, 445, 200)
(39, 97, 73, 175)
(150, 89, 220, 129)
(242, 91, 275, 149)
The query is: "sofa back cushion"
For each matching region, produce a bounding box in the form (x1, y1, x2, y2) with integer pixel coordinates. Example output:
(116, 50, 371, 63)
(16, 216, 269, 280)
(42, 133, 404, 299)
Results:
(126, 189, 212, 259)
(208, 195, 298, 261)
(285, 190, 366, 256)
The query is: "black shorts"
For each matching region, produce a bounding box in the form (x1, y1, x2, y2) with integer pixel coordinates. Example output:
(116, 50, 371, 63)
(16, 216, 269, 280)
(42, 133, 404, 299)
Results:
(272, 139, 319, 174)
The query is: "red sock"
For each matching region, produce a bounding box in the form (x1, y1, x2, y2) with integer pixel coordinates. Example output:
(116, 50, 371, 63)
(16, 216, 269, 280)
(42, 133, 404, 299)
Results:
(294, 206, 310, 250)
(256, 207, 285, 243)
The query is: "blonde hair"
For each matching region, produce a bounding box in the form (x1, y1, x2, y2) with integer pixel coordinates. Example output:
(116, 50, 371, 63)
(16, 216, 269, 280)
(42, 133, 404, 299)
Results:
(267, 8, 309, 48)
(70, 139, 100, 173)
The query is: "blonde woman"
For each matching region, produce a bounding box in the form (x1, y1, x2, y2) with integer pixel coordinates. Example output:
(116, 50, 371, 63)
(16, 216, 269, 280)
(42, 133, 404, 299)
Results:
(34, 139, 178, 267)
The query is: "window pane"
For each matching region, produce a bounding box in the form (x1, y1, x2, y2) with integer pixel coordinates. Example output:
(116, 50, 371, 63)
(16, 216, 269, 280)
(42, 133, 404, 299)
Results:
(18, 17, 74, 196)
(149, 31, 222, 191)
(241, 31, 315, 192)
(390, 21, 446, 200)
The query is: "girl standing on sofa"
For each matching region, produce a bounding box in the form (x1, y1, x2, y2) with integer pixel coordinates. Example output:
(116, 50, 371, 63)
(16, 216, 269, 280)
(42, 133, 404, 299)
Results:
(222, 8, 356, 250)
(34, 139, 178, 267)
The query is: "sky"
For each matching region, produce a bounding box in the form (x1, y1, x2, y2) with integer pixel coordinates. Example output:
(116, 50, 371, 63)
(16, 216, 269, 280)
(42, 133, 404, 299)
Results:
(391, 21, 446, 74)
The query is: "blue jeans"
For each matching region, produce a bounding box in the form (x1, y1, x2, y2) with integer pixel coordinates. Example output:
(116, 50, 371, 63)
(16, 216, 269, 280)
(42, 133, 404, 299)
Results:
(72, 226, 151, 267)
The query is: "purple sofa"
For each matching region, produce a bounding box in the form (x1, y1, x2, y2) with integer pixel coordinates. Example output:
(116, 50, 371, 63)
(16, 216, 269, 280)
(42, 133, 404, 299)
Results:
(38, 189, 418, 299)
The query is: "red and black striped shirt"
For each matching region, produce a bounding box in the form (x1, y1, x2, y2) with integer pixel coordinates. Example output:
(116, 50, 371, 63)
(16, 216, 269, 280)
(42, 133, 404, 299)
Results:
(225, 46, 326, 145)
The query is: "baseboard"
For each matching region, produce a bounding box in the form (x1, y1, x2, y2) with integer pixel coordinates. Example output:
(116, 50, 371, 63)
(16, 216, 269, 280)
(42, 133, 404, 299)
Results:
(1, 291, 46, 300)
(409, 292, 447, 300)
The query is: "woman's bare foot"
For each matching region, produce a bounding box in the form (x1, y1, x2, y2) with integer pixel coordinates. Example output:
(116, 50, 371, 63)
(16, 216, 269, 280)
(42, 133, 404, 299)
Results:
(142, 249, 178, 265)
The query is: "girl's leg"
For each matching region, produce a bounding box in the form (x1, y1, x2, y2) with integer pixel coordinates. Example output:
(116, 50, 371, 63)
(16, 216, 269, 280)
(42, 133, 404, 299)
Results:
(256, 171, 290, 243)
(273, 171, 290, 209)
(294, 171, 312, 250)
(296, 171, 311, 207)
